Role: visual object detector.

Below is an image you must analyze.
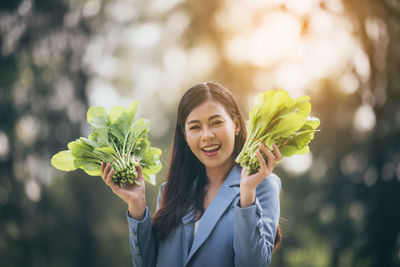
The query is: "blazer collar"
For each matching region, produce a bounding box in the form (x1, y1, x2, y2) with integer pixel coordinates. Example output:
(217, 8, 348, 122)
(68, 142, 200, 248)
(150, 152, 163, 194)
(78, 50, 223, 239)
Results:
(181, 163, 241, 225)
(225, 163, 241, 187)
(183, 163, 242, 266)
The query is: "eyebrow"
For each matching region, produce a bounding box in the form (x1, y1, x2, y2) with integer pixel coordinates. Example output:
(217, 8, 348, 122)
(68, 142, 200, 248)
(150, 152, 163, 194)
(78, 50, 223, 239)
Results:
(187, 114, 223, 125)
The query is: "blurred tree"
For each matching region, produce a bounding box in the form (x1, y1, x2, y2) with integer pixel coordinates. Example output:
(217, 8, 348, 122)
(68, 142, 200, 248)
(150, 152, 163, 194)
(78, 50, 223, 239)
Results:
(0, 0, 105, 266)
(269, 1, 400, 266)
(0, 0, 167, 266)
(324, 1, 400, 266)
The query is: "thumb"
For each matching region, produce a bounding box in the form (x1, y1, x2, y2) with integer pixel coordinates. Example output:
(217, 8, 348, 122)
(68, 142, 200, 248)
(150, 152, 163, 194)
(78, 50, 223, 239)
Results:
(241, 166, 247, 177)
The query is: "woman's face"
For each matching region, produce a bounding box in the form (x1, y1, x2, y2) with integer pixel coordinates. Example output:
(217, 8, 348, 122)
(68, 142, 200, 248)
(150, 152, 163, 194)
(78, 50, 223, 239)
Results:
(184, 100, 240, 170)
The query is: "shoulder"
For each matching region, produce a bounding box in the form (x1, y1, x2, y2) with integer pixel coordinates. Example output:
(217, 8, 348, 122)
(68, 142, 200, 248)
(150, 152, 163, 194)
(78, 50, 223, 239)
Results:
(156, 181, 167, 210)
(158, 181, 168, 199)
(160, 181, 167, 192)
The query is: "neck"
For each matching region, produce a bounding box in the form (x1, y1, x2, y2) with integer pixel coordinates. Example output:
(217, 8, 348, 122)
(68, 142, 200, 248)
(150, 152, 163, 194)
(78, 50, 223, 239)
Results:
(205, 158, 235, 187)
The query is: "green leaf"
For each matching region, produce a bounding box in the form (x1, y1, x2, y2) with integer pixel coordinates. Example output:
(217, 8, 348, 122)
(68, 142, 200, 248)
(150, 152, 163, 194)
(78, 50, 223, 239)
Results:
(109, 106, 125, 124)
(303, 116, 321, 129)
(83, 162, 99, 171)
(126, 119, 150, 153)
(82, 163, 101, 176)
(143, 164, 162, 175)
(123, 100, 140, 126)
(95, 146, 116, 154)
(143, 173, 156, 185)
(87, 106, 107, 124)
(108, 124, 125, 143)
(73, 157, 102, 168)
(51, 150, 77, 171)
(51, 100, 162, 186)
(296, 146, 310, 155)
(79, 137, 100, 148)
(143, 147, 162, 159)
(237, 88, 320, 173)
(280, 144, 300, 157)
(68, 140, 97, 158)
(94, 127, 110, 146)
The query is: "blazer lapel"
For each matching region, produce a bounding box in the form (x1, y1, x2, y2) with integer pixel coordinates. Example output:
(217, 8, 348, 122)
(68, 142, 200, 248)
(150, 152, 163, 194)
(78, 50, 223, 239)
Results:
(184, 164, 241, 266)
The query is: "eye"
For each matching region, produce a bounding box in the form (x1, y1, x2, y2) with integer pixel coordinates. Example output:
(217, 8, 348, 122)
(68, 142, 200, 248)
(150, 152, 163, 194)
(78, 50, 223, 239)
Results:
(189, 125, 200, 130)
(212, 120, 223, 126)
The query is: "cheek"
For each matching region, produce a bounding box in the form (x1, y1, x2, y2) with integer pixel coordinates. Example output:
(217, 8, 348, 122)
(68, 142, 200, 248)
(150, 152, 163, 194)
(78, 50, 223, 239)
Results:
(217, 128, 236, 146)
(185, 134, 199, 150)
(227, 134, 236, 149)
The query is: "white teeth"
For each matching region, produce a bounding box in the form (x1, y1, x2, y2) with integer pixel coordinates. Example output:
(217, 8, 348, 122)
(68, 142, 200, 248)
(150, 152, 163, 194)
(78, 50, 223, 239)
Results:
(202, 145, 220, 151)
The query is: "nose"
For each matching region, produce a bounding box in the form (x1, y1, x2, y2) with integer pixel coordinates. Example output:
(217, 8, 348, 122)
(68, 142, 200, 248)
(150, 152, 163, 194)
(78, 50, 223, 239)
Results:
(201, 126, 215, 141)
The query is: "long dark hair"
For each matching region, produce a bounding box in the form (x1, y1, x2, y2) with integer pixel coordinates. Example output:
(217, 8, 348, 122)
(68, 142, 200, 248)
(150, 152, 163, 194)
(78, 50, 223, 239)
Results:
(152, 81, 282, 251)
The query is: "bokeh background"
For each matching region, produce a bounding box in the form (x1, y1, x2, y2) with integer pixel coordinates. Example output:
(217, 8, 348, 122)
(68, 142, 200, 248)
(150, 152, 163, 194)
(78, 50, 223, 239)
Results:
(1, 0, 400, 266)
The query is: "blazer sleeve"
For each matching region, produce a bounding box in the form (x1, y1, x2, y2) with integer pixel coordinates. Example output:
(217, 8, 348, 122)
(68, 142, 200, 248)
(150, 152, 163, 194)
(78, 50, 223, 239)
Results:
(126, 182, 165, 267)
(233, 173, 281, 267)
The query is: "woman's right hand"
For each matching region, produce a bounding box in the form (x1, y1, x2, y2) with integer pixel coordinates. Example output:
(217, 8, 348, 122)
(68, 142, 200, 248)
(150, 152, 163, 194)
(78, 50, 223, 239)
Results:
(101, 162, 147, 220)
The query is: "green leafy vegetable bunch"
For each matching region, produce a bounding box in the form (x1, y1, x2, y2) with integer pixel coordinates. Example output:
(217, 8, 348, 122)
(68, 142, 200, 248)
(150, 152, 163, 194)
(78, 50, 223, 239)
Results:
(51, 101, 162, 186)
(236, 89, 320, 174)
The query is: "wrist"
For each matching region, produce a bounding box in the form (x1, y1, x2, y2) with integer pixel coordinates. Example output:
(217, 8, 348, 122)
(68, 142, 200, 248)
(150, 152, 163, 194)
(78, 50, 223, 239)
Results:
(128, 199, 146, 220)
(240, 186, 256, 208)
(127, 194, 146, 209)
(128, 205, 146, 221)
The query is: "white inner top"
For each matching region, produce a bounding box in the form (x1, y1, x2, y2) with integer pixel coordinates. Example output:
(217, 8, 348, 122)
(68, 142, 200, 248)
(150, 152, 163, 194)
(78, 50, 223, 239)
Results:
(194, 219, 200, 237)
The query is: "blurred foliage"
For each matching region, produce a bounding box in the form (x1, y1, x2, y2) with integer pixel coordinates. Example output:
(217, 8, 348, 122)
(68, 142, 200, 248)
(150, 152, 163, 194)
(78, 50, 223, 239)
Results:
(0, 0, 400, 267)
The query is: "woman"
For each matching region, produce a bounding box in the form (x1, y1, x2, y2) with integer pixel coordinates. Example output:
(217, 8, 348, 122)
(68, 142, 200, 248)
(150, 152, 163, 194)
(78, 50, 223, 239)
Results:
(101, 81, 283, 267)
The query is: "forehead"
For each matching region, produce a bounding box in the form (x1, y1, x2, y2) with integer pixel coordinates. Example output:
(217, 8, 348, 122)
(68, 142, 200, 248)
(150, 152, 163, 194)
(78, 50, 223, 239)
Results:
(185, 100, 230, 124)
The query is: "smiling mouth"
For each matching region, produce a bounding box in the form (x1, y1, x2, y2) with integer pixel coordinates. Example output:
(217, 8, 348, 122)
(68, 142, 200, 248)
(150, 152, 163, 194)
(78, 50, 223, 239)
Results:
(201, 144, 221, 153)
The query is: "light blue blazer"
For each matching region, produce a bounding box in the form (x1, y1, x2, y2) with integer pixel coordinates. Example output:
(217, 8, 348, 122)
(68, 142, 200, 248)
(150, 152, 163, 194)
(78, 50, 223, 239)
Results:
(126, 164, 281, 267)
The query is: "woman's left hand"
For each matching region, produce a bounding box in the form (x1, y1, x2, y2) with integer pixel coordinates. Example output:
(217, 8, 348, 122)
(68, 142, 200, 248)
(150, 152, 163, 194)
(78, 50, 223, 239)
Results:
(239, 143, 282, 207)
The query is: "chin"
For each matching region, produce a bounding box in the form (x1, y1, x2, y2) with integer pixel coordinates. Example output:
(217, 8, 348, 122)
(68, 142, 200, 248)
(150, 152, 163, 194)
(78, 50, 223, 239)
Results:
(200, 156, 233, 169)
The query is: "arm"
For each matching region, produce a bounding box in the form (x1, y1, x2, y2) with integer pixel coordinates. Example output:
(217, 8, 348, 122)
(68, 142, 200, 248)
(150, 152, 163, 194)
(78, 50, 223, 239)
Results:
(233, 174, 281, 267)
(127, 182, 165, 267)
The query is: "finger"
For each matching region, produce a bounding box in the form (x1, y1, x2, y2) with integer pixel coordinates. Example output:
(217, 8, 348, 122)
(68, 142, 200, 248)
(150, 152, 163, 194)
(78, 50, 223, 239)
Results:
(102, 162, 109, 181)
(103, 163, 112, 182)
(105, 167, 115, 186)
(109, 178, 120, 193)
(258, 144, 276, 172)
(256, 150, 268, 172)
(136, 164, 144, 183)
(104, 163, 111, 176)
(259, 143, 276, 161)
(253, 151, 269, 184)
(272, 144, 282, 161)
(241, 166, 247, 176)
(101, 162, 105, 175)
(266, 151, 276, 172)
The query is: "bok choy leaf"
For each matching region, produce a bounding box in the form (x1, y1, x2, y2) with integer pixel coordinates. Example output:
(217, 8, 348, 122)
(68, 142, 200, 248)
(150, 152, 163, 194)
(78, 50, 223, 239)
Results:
(236, 89, 320, 174)
(51, 100, 162, 186)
